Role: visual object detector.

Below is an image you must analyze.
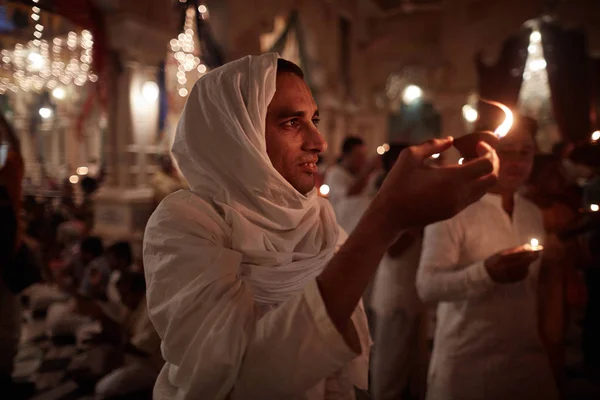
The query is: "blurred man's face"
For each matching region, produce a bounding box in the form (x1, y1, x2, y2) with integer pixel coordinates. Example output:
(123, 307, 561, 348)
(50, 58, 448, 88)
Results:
(266, 73, 327, 195)
(495, 129, 535, 193)
(346, 144, 367, 175)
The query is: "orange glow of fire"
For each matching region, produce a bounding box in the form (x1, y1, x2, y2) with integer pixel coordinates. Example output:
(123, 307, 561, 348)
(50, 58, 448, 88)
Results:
(480, 99, 514, 138)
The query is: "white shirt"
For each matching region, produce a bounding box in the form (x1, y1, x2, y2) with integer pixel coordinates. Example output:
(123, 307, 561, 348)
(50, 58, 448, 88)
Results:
(144, 191, 370, 400)
(417, 193, 558, 400)
(324, 165, 376, 233)
(371, 238, 423, 318)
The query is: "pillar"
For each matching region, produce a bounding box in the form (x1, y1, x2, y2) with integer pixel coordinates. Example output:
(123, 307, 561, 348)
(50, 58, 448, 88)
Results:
(93, 16, 172, 255)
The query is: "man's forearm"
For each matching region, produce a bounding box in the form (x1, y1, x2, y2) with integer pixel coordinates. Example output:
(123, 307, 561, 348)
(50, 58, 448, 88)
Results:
(317, 200, 398, 336)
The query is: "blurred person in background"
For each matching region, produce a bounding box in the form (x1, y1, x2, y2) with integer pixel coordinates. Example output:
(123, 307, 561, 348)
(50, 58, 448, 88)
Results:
(371, 143, 428, 400)
(417, 115, 559, 400)
(47, 236, 108, 338)
(582, 165, 600, 373)
(0, 112, 38, 398)
(104, 241, 134, 322)
(324, 136, 381, 233)
(551, 141, 586, 211)
(524, 154, 587, 394)
(79, 176, 99, 229)
(77, 236, 109, 298)
(93, 271, 163, 399)
(150, 154, 187, 205)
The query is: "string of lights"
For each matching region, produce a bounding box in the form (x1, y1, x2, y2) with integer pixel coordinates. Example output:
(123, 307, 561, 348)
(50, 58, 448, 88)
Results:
(169, 3, 209, 97)
(0, 1, 97, 95)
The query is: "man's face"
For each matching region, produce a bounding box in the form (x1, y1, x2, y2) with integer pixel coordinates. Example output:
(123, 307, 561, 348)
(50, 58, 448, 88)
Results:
(495, 129, 536, 193)
(346, 144, 367, 175)
(266, 73, 327, 195)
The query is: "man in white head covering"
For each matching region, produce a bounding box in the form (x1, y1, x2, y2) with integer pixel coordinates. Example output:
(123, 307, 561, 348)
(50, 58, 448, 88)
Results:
(143, 53, 499, 399)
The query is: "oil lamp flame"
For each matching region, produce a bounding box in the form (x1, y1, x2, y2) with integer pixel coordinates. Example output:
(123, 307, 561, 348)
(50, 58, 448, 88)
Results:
(526, 237, 543, 251)
(480, 99, 514, 138)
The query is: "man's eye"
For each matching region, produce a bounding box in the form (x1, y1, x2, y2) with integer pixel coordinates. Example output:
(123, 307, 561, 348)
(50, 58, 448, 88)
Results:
(312, 118, 320, 127)
(283, 119, 300, 128)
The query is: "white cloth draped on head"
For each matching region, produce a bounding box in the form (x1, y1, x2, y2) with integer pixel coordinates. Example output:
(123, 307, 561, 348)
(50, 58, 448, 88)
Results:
(145, 53, 370, 398)
(171, 52, 340, 306)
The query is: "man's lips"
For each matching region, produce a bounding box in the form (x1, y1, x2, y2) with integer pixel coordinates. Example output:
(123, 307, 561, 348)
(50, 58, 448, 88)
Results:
(298, 162, 318, 174)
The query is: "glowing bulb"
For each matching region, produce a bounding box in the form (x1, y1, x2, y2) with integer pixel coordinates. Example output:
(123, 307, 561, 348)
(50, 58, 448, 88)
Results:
(27, 52, 44, 70)
(462, 104, 478, 122)
(431, 153, 440, 159)
(76, 166, 89, 176)
(319, 184, 330, 196)
(530, 59, 547, 71)
(31, 13, 40, 21)
(52, 87, 66, 100)
(458, 158, 464, 165)
(530, 30, 541, 43)
(69, 175, 79, 184)
(382, 143, 390, 152)
(376, 146, 385, 155)
(198, 5, 208, 14)
(530, 238, 539, 248)
(142, 81, 159, 102)
(178, 88, 188, 97)
(402, 85, 422, 104)
(198, 64, 207, 73)
(591, 204, 599, 212)
(592, 131, 600, 141)
(39, 107, 52, 119)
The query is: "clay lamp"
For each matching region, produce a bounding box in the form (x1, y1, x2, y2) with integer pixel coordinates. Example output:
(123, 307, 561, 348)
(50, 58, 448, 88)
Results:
(454, 100, 514, 159)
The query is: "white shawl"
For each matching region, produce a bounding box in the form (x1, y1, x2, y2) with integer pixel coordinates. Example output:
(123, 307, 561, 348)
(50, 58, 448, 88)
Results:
(172, 52, 340, 306)
(144, 53, 370, 399)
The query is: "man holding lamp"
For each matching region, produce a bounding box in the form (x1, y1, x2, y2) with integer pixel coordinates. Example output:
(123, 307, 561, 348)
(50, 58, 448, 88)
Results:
(417, 115, 559, 400)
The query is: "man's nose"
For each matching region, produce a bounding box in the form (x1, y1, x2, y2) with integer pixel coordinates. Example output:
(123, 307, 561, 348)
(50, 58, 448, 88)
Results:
(303, 125, 328, 154)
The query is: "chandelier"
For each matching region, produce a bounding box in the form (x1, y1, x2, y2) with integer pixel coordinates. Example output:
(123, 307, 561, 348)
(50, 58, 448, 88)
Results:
(169, 4, 209, 97)
(518, 28, 551, 118)
(0, 0, 96, 95)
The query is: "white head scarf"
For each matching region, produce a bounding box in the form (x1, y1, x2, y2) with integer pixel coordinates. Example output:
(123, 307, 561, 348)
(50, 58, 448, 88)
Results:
(172, 53, 341, 306)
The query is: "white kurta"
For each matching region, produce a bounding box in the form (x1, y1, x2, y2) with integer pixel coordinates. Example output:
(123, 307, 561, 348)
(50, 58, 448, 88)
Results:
(371, 239, 425, 399)
(417, 193, 558, 400)
(143, 54, 370, 400)
(144, 192, 370, 400)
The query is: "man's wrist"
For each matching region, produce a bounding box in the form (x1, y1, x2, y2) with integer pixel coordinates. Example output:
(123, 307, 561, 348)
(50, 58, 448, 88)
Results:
(355, 197, 404, 249)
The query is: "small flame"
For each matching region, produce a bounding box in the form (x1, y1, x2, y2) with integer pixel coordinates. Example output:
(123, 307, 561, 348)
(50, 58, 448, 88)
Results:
(527, 237, 543, 251)
(481, 99, 514, 138)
